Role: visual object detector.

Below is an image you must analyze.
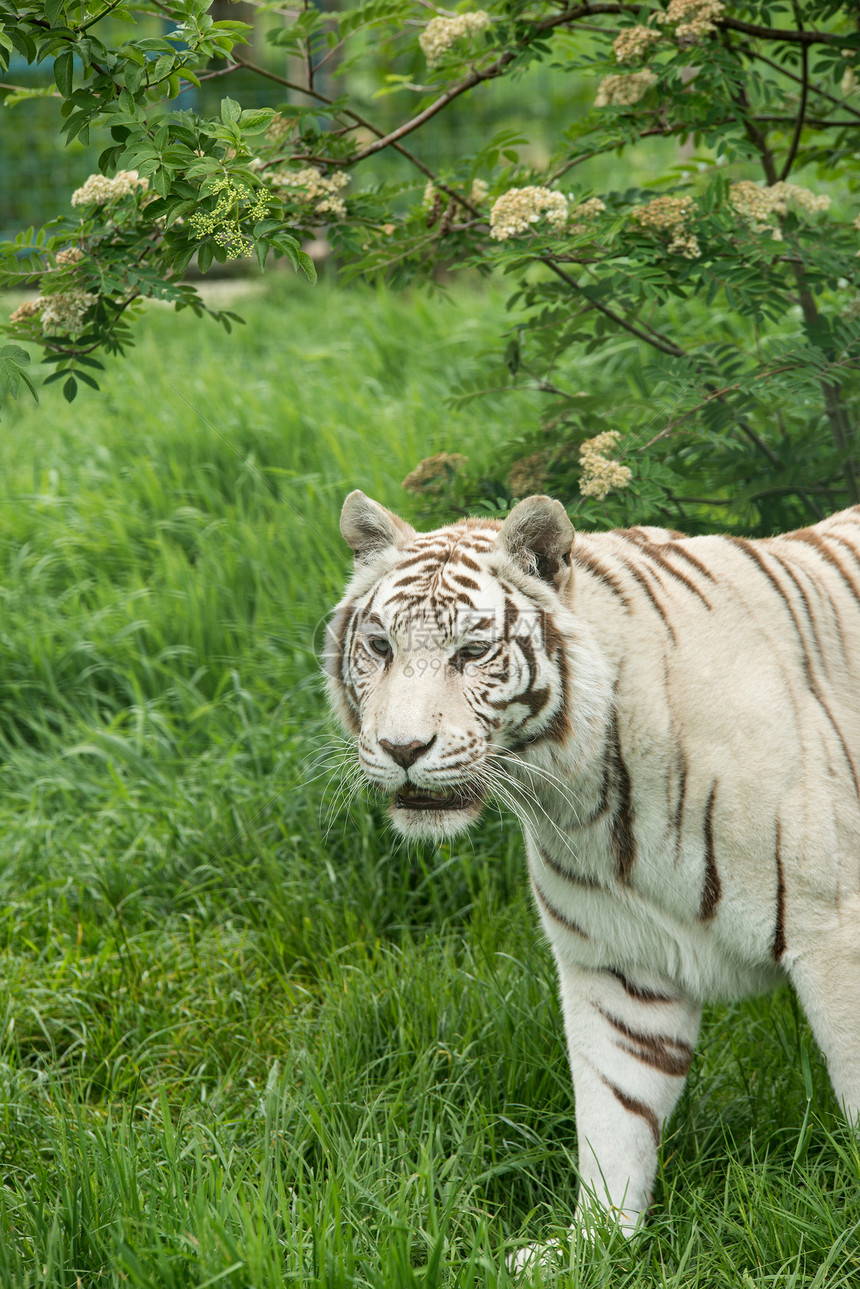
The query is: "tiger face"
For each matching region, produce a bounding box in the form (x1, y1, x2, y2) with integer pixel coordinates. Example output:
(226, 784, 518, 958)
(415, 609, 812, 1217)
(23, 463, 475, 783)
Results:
(325, 491, 606, 840)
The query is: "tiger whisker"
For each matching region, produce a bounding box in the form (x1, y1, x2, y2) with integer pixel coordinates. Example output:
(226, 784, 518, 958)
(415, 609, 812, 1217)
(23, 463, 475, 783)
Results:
(492, 748, 589, 817)
(318, 753, 366, 836)
(477, 762, 593, 872)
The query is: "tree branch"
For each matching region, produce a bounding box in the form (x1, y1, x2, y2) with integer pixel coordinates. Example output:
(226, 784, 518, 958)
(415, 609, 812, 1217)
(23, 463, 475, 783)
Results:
(778, 8, 808, 180)
(720, 16, 845, 45)
(76, 0, 125, 32)
(743, 45, 860, 122)
(541, 260, 686, 357)
(544, 256, 834, 516)
(328, 4, 851, 167)
(336, 4, 637, 164)
(232, 57, 482, 217)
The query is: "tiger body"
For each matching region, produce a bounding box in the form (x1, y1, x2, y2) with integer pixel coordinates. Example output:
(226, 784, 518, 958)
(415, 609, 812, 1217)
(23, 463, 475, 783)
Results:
(326, 492, 860, 1238)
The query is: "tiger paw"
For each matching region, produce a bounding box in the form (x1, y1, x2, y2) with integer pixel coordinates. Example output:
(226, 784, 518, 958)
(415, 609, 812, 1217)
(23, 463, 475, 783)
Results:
(505, 1237, 566, 1280)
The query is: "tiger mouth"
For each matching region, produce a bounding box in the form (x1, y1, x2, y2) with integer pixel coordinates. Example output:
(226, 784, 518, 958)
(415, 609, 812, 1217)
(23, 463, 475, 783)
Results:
(394, 785, 480, 812)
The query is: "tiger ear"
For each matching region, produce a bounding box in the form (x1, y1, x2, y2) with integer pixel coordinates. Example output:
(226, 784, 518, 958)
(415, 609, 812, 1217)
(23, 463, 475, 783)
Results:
(340, 491, 416, 562)
(498, 495, 574, 590)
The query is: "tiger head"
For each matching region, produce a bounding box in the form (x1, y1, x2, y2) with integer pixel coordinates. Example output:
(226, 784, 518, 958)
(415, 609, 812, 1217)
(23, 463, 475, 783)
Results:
(324, 491, 610, 840)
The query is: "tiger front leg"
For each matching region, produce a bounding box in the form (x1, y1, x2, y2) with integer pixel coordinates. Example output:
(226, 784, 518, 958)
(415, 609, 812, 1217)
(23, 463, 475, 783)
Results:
(557, 957, 702, 1234)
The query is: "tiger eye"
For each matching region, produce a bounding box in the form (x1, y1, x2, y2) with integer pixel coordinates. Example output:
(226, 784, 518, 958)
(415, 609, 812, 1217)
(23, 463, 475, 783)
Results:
(456, 641, 490, 661)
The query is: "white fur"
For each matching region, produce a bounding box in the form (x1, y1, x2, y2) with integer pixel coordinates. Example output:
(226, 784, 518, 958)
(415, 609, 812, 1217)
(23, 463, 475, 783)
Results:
(327, 495, 860, 1247)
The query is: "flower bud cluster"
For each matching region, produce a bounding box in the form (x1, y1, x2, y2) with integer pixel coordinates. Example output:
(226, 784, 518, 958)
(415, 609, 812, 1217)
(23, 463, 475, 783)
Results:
(71, 170, 148, 206)
(272, 167, 350, 218)
(189, 177, 274, 259)
(657, 0, 724, 46)
(613, 25, 662, 64)
(594, 70, 657, 107)
(419, 11, 490, 66)
(489, 186, 568, 240)
(631, 194, 700, 257)
(579, 431, 632, 501)
(730, 181, 830, 239)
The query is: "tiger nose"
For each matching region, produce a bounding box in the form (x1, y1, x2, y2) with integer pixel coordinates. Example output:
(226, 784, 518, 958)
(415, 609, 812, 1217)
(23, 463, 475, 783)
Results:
(379, 736, 437, 770)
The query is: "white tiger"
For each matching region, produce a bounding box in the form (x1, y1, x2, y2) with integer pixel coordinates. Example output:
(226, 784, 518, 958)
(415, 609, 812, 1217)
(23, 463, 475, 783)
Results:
(325, 489, 860, 1246)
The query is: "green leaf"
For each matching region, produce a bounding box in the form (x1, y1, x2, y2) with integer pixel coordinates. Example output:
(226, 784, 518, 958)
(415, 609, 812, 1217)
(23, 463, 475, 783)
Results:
(297, 249, 317, 284)
(0, 345, 37, 405)
(53, 48, 74, 97)
(220, 96, 241, 126)
(44, 0, 66, 26)
(185, 157, 222, 177)
(238, 107, 275, 133)
(63, 375, 78, 403)
(2, 85, 59, 107)
(152, 53, 175, 83)
(123, 61, 144, 93)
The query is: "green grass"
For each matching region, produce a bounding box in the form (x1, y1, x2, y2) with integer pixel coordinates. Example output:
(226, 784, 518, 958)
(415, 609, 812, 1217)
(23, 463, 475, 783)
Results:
(0, 276, 858, 1287)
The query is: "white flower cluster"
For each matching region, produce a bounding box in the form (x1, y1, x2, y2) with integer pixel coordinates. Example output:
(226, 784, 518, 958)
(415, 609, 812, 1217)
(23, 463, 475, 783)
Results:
(41, 290, 97, 334)
(419, 11, 490, 66)
(579, 431, 632, 501)
(613, 25, 662, 64)
(402, 452, 468, 495)
(266, 113, 295, 143)
(489, 186, 569, 240)
(508, 450, 550, 497)
(55, 246, 84, 267)
(595, 70, 657, 107)
(568, 196, 606, 235)
(730, 181, 830, 239)
(657, 0, 725, 46)
(423, 177, 488, 207)
(11, 290, 98, 336)
(631, 194, 701, 257)
(272, 167, 350, 218)
(8, 298, 42, 325)
(71, 170, 148, 206)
